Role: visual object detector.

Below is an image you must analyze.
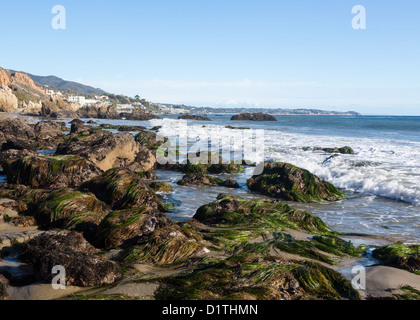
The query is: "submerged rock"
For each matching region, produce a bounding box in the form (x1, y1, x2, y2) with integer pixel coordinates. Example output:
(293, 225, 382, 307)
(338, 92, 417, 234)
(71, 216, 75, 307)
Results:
(147, 181, 173, 193)
(180, 151, 244, 174)
(80, 168, 164, 211)
(306, 146, 355, 155)
(247, 162, 345, 202)
(3, 155, 103, 189)
(177, 173, 240, 189)
(177, 173, 224, 186)
(20, 230, 121, 287)
(231, 112, 277, 121)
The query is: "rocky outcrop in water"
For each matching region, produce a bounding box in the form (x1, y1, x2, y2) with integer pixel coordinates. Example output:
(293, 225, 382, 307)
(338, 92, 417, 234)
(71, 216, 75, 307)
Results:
(121, 108, 160, 120)
(303, 146, 355, 155)
(247, 162, 345, 202)
(231, 112, 277, 121)
(177, 173, 240, 188)
(178, 115, 211, 121)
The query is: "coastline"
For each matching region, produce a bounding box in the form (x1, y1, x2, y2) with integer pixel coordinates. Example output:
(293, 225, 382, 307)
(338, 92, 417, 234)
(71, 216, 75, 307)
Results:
(0, 113, 419, 301)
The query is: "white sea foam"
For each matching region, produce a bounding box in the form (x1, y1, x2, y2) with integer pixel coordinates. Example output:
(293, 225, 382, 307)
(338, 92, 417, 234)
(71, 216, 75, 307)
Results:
(150, 118, 420, 206)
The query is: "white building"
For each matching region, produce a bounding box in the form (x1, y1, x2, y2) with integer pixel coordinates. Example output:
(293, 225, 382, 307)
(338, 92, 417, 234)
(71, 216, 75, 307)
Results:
(68, 96, 86, 105)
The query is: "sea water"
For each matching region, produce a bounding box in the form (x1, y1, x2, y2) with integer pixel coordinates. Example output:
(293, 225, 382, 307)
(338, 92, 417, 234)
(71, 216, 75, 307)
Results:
(144, 114, 420, 244)
(26, 114, 420, 244)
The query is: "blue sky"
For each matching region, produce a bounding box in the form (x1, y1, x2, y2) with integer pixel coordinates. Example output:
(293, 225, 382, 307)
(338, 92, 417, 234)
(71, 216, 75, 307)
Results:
(1, 0, 419, 115)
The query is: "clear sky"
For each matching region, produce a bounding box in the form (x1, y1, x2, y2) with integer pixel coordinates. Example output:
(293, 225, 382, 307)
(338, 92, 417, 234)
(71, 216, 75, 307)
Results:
(1, 0, 419, 115)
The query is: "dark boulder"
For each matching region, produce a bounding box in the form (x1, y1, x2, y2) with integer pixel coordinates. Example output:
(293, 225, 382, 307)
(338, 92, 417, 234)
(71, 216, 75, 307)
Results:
(20, 230, 122, 287)
(178, 115, 211, 121)
(122, 108, 160, 120)
(231, 112, 277, 121)
(33, 121, 67, 150)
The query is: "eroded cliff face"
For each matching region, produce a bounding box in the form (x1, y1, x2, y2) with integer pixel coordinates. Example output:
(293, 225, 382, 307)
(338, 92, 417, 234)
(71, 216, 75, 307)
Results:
(0, 68, 10, 87)
(0, 85, 19, 112)
(0, 67, 62, 115)
(10, 72, 44, 93)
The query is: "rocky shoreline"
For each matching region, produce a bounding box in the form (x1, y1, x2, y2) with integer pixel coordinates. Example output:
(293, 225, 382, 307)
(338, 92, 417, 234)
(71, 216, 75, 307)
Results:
(0, 116, 419, 301)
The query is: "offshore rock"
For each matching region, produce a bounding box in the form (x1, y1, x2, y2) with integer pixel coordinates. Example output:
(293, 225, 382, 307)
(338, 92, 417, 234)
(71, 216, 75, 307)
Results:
(247, 162, 345, 202)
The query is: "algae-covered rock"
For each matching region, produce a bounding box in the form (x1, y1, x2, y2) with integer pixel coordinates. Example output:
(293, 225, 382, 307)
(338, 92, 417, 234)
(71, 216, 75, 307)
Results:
(180, 151, 244, 174)
(80, 168, 164, 211)
(247, 162, 345, 202)
(20, 230, 121, 287)
(156, 254, 359, 300)
(34, 188, 109, 229)
(177, 173, 224, 186)
(3, 155, 103, 189)
(194, 193, 331, 234)
(134, 130, 166, 151)
(93, 207, 172, 249)
(122, 223, 208, 266)
(313, 146, 355, 155)
(233, 233, 363, 265)
(372, 242, 420, 273)
(147, 181, 173, 193)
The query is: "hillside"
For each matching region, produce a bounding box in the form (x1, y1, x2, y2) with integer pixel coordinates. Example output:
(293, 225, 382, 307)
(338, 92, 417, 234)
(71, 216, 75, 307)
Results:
(9, 71, 107, 96)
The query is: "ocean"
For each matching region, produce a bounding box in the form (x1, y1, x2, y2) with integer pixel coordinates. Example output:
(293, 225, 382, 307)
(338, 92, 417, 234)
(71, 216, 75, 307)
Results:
(16, 114, 420, 244)
(144, 114, 420, 244)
